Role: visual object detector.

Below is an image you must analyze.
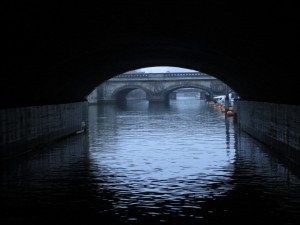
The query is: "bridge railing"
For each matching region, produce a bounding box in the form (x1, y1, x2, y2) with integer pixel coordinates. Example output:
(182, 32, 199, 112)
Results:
(114, 73, 150, 78)
(112, 72, 214, 79)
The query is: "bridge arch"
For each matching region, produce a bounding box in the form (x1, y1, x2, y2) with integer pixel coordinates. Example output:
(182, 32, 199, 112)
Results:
(162, 84, 214, 101)
(112, 84, 150, 102)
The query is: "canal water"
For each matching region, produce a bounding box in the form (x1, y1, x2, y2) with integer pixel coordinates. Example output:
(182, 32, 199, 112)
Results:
(1, 99, 300, 225)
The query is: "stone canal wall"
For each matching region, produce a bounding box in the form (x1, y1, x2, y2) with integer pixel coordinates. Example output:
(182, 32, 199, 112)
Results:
(236, 101, 300, 166)
(0, 102, 88, 160)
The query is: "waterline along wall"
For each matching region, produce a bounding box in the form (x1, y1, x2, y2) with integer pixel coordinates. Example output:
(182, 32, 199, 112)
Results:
(0, 102, 88, 161)
(1, 100, 299, 168)
(236, 101, 300, 166)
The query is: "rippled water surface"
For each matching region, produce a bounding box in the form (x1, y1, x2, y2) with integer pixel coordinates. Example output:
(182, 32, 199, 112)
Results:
(1, 99, 300, 225)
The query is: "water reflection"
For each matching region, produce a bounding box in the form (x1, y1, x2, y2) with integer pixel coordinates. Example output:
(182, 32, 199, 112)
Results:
(87, 99, 236, 223)
(1, 99, 300, 224)
(89, 100, 235, 193)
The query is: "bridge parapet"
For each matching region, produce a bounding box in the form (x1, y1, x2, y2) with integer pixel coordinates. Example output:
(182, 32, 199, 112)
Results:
(112, 72, 215, 80)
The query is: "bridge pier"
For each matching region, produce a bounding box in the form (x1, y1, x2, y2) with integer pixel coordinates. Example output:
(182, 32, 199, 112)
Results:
(169, 92, 177, 100)
(146, 94, 168, 103)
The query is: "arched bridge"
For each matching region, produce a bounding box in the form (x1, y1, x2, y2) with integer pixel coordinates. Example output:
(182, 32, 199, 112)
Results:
(91, 72, 231, 103)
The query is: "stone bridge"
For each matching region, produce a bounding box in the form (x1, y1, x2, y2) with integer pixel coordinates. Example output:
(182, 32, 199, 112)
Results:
(90, 72, 231, 103)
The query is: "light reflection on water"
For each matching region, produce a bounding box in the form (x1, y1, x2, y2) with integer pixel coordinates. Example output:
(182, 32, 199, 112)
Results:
(89, 99, 236, 209)
(1, 99, 300, 225)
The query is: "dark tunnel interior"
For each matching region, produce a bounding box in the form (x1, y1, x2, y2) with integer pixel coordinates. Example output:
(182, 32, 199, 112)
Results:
(2, 2, 300, 108)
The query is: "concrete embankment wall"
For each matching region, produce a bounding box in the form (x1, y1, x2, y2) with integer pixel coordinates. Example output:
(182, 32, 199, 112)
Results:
(0, 102, 88, 160)
(236, 101, 300, 166)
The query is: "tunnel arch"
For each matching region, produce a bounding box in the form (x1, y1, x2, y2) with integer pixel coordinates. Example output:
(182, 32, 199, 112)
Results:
(81, 56, 243, 104)
(1, 1, 299, 170)
(2, 2, 300, 108)
(43, 39, 297, 108)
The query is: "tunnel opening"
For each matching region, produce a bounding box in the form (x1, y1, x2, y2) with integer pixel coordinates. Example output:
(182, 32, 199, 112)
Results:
(86, 66, 239, 106)
(84, 65, 300, 170)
